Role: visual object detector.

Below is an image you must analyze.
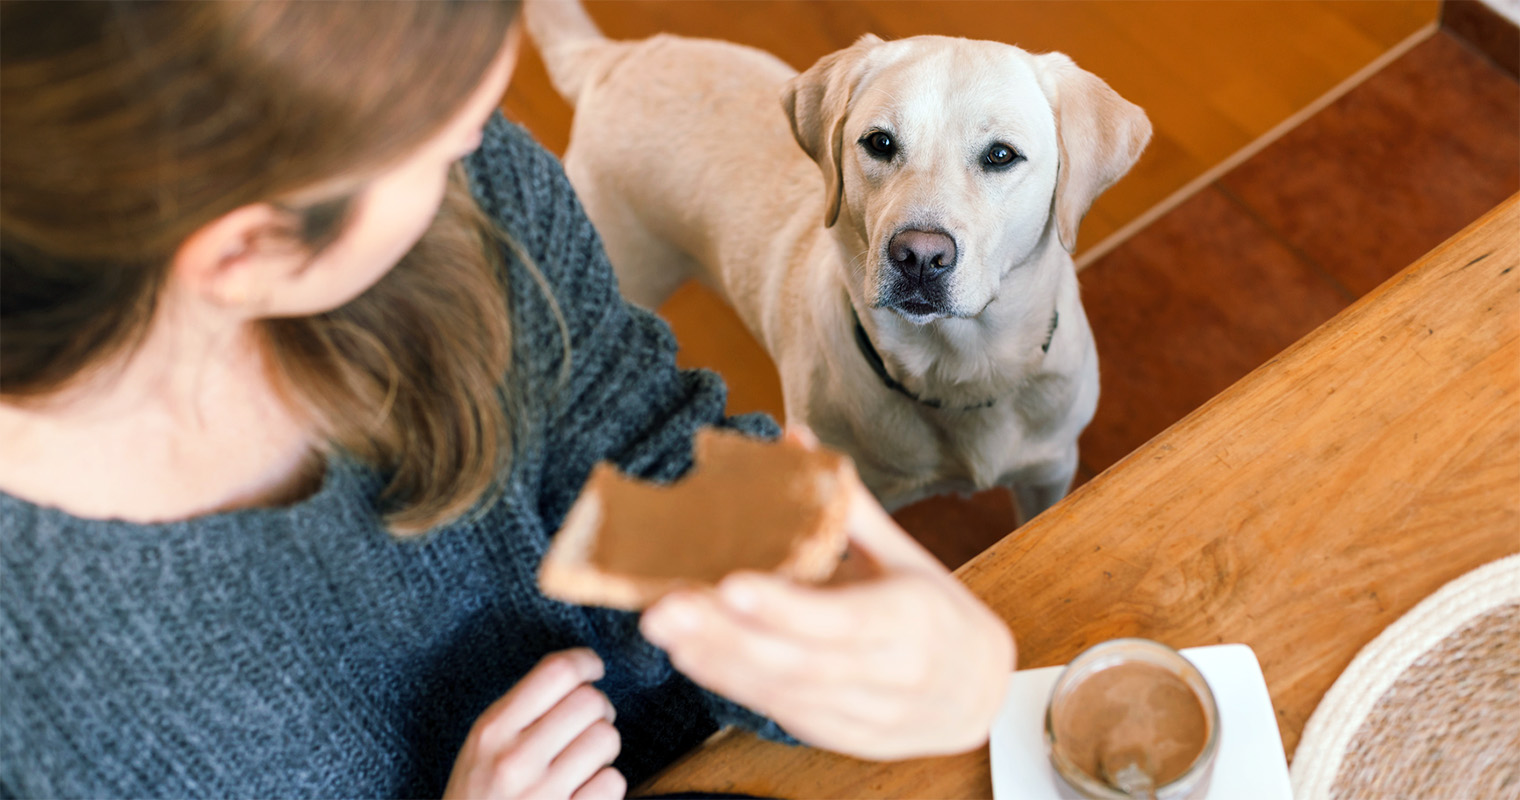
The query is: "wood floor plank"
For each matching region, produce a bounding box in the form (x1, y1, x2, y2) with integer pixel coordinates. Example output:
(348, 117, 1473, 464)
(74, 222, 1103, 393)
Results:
(660, 282, 783, 420)
(1323, 0, 1443, 49)
(1076, 187, 1352, 474)
(1221, 32, 1520, 297)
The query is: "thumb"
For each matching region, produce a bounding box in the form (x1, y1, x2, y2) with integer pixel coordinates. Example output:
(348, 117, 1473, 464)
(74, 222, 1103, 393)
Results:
(841, 474, 947, 574)
(783, 423, 821, 449)
(783, 426, 943, 575)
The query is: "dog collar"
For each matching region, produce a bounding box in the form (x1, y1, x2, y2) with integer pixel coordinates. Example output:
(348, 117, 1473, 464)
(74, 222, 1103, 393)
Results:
(850, 307, 1059, 412)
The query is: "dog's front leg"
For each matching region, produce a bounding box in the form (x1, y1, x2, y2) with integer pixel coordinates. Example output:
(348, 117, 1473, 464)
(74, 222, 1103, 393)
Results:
(1010, 446, 1079, 527)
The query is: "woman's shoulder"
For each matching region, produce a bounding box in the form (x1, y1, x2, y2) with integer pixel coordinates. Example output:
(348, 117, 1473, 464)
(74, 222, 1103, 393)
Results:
(463, 115, 563, 229)
(464, 115, 626, 364)
(465, 115, 610, 299)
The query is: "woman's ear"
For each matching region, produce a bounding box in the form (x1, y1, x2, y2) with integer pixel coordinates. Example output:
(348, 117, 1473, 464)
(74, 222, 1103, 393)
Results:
(170, 204, 305, 315)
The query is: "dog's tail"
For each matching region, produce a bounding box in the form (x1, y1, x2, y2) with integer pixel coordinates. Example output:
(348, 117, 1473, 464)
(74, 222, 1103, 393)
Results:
(523, 0, 622, 107)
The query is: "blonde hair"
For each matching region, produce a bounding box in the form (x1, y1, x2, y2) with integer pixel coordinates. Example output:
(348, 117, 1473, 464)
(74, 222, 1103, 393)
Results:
(1, 0, 523, 534)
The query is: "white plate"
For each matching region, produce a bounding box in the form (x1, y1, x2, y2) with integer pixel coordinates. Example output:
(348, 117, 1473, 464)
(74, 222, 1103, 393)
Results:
(990, 643, 1293, 800)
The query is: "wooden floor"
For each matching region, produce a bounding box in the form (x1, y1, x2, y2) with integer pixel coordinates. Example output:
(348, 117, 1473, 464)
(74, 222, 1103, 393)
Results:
(496, 1, 1520, 569)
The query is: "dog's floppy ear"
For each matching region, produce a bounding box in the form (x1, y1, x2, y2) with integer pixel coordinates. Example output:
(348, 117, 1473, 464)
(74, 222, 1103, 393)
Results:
(782, 34, 884, 228)
(1034, 52, 1152, 253)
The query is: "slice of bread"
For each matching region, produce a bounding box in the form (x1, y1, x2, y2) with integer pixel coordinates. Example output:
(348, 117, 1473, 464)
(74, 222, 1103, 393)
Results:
(538, 428, 855, 610)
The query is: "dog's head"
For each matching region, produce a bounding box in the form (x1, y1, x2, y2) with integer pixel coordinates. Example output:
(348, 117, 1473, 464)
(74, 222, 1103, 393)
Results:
(783, 36, 1150, 324)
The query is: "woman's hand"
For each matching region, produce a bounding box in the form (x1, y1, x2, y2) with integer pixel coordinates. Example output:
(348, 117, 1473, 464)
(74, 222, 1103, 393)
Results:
(638, 433, 1016, 761)
(444, 648, 626, 800)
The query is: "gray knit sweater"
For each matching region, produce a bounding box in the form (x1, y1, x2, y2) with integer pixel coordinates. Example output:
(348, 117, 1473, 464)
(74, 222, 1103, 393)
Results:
(0, 115, 786, 798)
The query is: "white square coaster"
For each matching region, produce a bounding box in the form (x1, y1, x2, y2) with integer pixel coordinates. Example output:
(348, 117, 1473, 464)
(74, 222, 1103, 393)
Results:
(989, 643, 1293, 800)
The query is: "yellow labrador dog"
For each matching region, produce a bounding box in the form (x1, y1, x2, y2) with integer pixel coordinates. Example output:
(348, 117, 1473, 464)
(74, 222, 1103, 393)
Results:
(526, 0, 1150, 522)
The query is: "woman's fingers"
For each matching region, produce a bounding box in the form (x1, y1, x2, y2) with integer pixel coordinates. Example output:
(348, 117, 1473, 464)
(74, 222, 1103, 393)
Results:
(643, 588, 994, 760)
(642, 586, 928, 698)
(714, 570, 923, 645)
(523, 719, 622, 800)
(476, 648, 605, 754)
(498, 684, 616, 784)
(445, 649, 623, 800)
(641, 547, 1017, 762)
(643, 594, 815, 706)
(570, 767, 627, 800)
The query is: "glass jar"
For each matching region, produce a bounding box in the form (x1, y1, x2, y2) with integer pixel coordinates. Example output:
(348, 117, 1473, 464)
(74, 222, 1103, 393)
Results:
(1044, 638, 1220, 800)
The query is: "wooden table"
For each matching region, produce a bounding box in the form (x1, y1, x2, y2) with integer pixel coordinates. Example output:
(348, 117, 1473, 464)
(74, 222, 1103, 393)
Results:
(642, 195, 1520, 798)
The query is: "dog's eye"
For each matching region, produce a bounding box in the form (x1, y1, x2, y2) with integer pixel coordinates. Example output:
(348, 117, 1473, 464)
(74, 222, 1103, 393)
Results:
(983, 143, 1023, 169)
(861, 131, 897, 160)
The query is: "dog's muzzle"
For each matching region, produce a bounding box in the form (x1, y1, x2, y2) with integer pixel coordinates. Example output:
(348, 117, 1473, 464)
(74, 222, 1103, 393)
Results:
(879, 228, 956, 318)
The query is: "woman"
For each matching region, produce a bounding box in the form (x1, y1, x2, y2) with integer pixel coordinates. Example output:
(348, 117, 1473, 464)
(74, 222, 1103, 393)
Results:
(0, 2, 1014, 797)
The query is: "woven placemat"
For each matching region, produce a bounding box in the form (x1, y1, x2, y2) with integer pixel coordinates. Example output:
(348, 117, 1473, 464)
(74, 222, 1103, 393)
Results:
(1291, 554, 1520, 800)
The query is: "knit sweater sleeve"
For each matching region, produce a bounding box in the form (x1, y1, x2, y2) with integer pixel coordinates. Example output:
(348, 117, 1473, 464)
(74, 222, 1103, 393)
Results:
(464, 114, 791, 742)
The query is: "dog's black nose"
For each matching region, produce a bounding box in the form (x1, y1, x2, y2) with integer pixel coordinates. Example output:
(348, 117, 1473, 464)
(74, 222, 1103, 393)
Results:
(888, 229, 957, 283)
